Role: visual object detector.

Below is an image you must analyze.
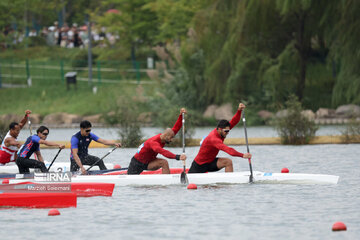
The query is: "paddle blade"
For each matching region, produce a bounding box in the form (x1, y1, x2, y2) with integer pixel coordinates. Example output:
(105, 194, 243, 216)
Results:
(180, 172, 188, 184)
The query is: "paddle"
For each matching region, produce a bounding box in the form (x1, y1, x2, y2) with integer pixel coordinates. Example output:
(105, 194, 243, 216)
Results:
(28, 116, 33, 135)
(242, 110, 253, 183)
(180, 112, 189, 184)
(86, 146, 118, 171)
(28, 116, 38, 160)
(47, 148, 62, 171)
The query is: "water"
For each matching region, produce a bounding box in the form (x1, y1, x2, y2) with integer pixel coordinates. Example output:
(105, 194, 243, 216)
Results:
(17, 125, 347, 142)
(1, 144, 359, 240)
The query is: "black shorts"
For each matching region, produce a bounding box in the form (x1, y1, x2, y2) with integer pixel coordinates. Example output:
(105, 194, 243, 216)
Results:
(188, 158, 219, 173)
(70, 154, 107, 172)
(16, 157, 48, 174)
(127, 157, 148, 175)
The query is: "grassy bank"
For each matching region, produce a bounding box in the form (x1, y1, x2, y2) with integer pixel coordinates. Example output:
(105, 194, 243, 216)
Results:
(0, 46, 157, 116)
(0, 79, 158, 116)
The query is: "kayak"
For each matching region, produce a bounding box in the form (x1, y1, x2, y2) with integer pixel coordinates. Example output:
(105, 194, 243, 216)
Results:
(0, 182, 115, 197)
(0, 162, 115, 174)
(0, 192, 77, 208)
(8, 171, 339, 186)
(103, 168, 187, 175)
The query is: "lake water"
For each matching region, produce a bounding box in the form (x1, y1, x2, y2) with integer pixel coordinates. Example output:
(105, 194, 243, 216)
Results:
(1, 143, 359, 240)
(17, 125, 347, 141)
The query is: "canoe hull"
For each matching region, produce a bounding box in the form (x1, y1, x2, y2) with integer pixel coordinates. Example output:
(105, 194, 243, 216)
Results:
(0, 182, 115, 197)
(0, 162, 114, 174)
(0, 192, 77, 208)
(8, 171, 339, 186)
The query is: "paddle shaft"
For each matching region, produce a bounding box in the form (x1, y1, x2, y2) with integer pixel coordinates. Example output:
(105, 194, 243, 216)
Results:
(86, 146, 118, 171)
(28, 117, 38, 160)
(47, 148, 62, 171)
(180, 112, 188, 184)
(242, 111, 253, 183)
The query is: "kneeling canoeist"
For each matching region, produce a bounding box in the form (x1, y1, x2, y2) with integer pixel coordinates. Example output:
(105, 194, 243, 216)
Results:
(127, 108, 187, 175)
(70, 120, 121, 174)
(16, 126, 65, 173)
(188, 103, 252, 173)
(0, 110, 31, 165)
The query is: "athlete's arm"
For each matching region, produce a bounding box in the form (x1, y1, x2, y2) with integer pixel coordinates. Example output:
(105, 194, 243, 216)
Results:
(151, 144, 180, 160)
(171, 108, 186, 135)
(35, 151, 44, 163)
(4, 137, 21, 148)
(97, 138, 121, 148)
(70, 136, 87, 174)
(215, 141, 244, 158)
(39, 140, 65, 149)
(71, 148, 87, 174)
(19, 110, 31, 129)
(229, 103, 245, 129)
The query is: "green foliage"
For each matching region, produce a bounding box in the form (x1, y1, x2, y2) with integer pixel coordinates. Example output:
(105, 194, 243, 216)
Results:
(95, 0, 160, 48)
(70, 50, 98, 68)
(324, 0, 360, 106)
(2, 0, 360, 123)
(274, 95, 318, 144)
(143, 0, 206, 42)
(341, 119, 360, 143)
(0, 0, 61, 30)
(0, 120, 7, 142)
(27, 37, 47, 48)
(103, 97, 143, 148)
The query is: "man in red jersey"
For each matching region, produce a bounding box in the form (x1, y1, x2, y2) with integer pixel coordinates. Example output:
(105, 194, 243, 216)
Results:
(188, 103, 252, 173)
(127, 108, 187, 174)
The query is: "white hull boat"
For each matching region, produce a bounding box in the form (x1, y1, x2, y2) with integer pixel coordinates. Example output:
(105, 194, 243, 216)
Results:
(8, 171, 339, 186)
(0, 162, 114, 174)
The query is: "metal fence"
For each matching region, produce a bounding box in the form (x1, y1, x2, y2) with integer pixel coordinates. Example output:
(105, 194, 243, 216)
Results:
(0, 58, 159, 88)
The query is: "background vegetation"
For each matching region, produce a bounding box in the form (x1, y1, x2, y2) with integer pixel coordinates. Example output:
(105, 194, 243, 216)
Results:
(1, 0, 360, 128)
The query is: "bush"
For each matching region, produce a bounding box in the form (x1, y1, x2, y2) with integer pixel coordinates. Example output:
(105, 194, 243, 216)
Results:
(341, 119, 360, 143)
(103, 98, 143, 148)
(274, 95, 318, 144)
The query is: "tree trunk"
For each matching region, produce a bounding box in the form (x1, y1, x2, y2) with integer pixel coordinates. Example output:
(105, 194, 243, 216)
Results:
(295, 12, 307, 101)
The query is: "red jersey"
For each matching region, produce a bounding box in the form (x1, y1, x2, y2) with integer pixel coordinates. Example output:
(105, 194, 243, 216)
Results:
(134, 114, 183, 164)
(194, 110, 244, 165)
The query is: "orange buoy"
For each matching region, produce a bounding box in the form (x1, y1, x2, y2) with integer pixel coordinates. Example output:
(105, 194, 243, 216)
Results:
(113, 164, 121, 169)
(187, 183, 197, 190)
(2, 179, 9, 184)
(48, 209, 61, 216)
(281, 168, 289, 173)
(332, 222, 347, 231)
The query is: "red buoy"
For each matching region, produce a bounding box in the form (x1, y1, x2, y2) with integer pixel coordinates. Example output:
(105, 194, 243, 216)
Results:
(187, 183, 197, 190)
(48, 209, 61, 216)
(281, 168, 289, 173)
(113, 164, 121, 169)
(332, 222, 347, 231)
(2, 179, 9, 184)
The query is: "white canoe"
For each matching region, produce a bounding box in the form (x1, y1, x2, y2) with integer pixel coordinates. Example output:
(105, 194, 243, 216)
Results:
(0, 162, 114, 174)
(8, 171, 339, 185)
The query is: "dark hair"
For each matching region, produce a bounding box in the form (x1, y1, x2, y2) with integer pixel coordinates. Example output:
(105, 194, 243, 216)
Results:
(9, 122, 19, 130)
(80, 120, 92, 129)
(37, 126, 49, 134)
(217, 120, 230, 129)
